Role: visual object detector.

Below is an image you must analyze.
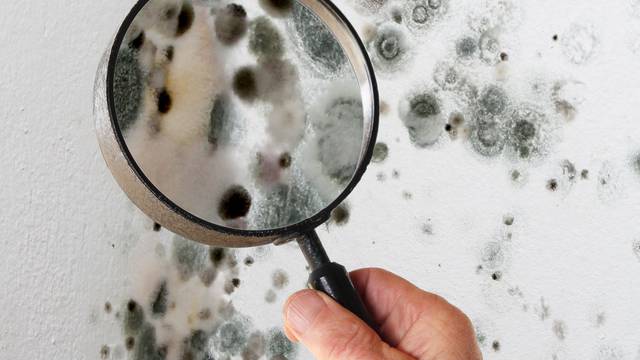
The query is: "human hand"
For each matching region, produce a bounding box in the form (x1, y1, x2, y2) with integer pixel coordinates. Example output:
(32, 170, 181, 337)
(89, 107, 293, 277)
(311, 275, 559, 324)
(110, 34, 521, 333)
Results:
(282, 268, 482, 360)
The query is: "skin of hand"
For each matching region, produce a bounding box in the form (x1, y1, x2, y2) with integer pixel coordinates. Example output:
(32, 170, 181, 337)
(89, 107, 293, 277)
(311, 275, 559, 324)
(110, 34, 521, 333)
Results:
(282, 268, 483, 360)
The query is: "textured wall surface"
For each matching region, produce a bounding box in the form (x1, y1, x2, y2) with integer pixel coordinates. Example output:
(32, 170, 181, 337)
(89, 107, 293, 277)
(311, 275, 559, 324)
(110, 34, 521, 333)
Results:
(1, 0, 640, 359)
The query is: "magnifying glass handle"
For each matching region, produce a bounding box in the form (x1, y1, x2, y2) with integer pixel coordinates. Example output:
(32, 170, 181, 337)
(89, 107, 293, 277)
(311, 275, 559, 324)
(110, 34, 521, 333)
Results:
(297, 231, 377, 330)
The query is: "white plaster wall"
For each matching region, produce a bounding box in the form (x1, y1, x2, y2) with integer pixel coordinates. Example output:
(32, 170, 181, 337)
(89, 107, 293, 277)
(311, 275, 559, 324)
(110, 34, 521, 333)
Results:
(1, 0, 640, 359)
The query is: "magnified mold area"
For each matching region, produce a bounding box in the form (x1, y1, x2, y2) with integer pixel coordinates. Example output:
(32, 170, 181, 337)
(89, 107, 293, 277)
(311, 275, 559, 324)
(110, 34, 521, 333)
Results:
(111, 0, 367, 230)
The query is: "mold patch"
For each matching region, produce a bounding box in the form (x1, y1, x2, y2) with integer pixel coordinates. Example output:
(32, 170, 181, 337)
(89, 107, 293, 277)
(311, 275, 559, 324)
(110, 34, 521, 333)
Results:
(215, 3, 248, 45)
(399, 91, 445, 147)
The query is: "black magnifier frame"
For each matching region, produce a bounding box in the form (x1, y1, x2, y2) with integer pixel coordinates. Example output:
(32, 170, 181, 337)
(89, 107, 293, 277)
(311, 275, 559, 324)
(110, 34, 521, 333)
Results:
(96, 0, 379, 328)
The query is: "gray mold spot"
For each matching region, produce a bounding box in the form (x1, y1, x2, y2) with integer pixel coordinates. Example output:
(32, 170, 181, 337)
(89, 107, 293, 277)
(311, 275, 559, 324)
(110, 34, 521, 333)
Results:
(291, 2, 347, 73)
(331, 203, 350, 225)
(114, 48, 143, 132)
(481, 242, 504, 270)
(552, 320, 567, 341)
(266, 328, 297, 359)
(173, 237, 207, 280)
(456, 36, 478, 59)
(242, 332, 266, 360)
(272, 270, 289, 289)
(215, 320, 249, 355)
(214, 4, 248, 45)
(400, 92, 445, 147)
(249, 17, 284, 60)
(372, 142, 389, 163)
(264, 289, 277, 303)
(469, 114, 506, 157)
(370, 23, 410, 71)
(479, 85, 509, 116)
(124, 300, 145, 336)
(150, 280, 168, 317)
(209, 95, 233, 149)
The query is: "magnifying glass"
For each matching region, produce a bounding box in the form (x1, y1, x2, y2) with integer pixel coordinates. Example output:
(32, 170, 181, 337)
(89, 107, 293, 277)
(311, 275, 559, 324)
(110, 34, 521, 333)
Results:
(94, 0, 379, 328)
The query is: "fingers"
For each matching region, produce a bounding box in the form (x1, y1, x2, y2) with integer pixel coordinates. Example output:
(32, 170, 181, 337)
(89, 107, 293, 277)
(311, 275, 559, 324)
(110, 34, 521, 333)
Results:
(283, 289, 414, 360)
(350, 268, 482, 360)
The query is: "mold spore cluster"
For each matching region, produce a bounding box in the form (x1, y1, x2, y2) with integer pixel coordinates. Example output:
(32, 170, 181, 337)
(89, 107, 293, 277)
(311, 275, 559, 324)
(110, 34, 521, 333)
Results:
(108, 236, 297, 360)
(113, 0, 366, 231)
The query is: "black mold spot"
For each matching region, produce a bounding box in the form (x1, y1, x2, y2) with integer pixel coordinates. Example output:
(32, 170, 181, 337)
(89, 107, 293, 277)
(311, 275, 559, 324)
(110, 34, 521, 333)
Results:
(553, 34, 559, 41)
(500, 52, 509, 61)
(492, 340, 500, 351)
(503, 214, 514, 226)
(372, 142, 389, 163)
(114, 48, 143, 132)
(124, 300, 145, 335)
(105, 302, 112, 313)
(209, 247, 227, 267)
(445, 123, 453, 132)
(232, 278, 241, 288)
(272, 269, 289, 289)
(391, 7, 403, 23)
(278, 153, 292, 169)
(150, 280, 168, 317)
(511, 170, 521, 181)
(129, 31, 145, 50)
(153, 223, 162, 232)
(100, 345, 110, 359)
(331, 204, 350, 225)
(165, 46, 174, 61)
(249, 17, 284, 59)
(491, 271, 502, 281)
(215, 4, 248, 45)
(233, 67, 258, 101)
(209, 95, 232, 148)
(552, 320, 567, 341)
(581, 169, 589, 179)
(259, 0, 294, 17)
(157, 88, 172, 114)
(456, 36, 478, 58)
(292, 2, 347, 72)
(266, 328, 296, 359)
(244, 256, 254, 266)
(216, 320, 248, 355)
(176, 2, 194, 36)
(547, 179, 558, 191)
(479, 85, 508, 116)
(126, 337, 135, 351)
(219, 185, 252, 220)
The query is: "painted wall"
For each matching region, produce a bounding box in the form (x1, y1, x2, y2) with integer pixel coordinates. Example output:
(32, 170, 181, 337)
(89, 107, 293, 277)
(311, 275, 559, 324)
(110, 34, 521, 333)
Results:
(1, 0, 640, 359)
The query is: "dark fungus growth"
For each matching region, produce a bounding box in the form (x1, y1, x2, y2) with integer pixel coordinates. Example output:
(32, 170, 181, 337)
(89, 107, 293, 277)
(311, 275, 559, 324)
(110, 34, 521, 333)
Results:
(209, 247, 227, 267)
(153, 222, 162, 232)
(124, 300, 145, 335)
(632, 153, 640, 176)
(104, 302, 112, 313)
(503, 214, 514, 226)
(199, 267, 217, 287)
(260, 0, 294, 17)
(272, 269, 289, 289)
(561, 160, 577, 180)
(242, 331, 266, 360)
(547, 179, 558, 191)
(216, 320, 249, 355)
(134, 325, 164, 360)
(479, 85, 508, 116)
(165, 46, 174, 61)
(244, 256, 255, 266)
(173, 237, 205, 280)
(232, 67, 258, 101)
(511, 170, 521, 181)
(506, 106, 546, 160)
(456, 36, 478, 58)
(279, 152, 292, 168)
(553, 320, 567, 341)
(114, 48, 143, 132)
(402, 92, 444, 147)
(150, 280, 168, 317)
(391, 7, 403, 23)
(372, 142, 389, 163)
(470, 116, 505, 157)
(500, 52, 509, 61)
(232, 278, 241, 288)
(331, 203, 350, 225)
(126, 336, 135, 351)
(209, 94, 232, 148)
(157, 88, 172, 114)
(581, 169, 589, 179)
(265, 289, 277, 303)
(249, 17, 284, 60)
(491, 271, 502, 281)
(219, 185, 252, 220)
(215, 4, 248, 45)
(176, 2, 194, 36)
(553, 34, 559, 41)
(100, 345, 110, 359)
(129, 31, 145, 50)
(492, 340, 501, 351)
(373, 25, 407, 68)
(266, 328, 297, 359)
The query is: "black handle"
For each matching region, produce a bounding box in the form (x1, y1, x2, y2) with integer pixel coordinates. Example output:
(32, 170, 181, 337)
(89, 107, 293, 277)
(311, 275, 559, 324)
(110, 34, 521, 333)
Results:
(297, 231, 376, 329)
(308, 262, 376, 329)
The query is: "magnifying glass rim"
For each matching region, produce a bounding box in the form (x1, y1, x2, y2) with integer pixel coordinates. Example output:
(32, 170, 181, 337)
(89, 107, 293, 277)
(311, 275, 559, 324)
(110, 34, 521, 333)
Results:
(105, 0, 380, 239)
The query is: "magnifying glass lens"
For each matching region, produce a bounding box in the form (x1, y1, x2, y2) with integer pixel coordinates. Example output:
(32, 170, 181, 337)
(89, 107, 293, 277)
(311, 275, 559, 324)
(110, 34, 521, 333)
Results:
(111, 0, 371, 232)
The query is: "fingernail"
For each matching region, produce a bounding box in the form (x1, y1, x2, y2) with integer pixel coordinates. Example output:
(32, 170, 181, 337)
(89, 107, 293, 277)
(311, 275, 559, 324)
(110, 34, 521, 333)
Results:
(284, 290, 326, 336)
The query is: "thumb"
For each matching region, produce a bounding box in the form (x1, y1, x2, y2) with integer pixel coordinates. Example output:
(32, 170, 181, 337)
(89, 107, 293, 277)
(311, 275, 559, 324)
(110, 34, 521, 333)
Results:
(283, 289, 413, 360)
